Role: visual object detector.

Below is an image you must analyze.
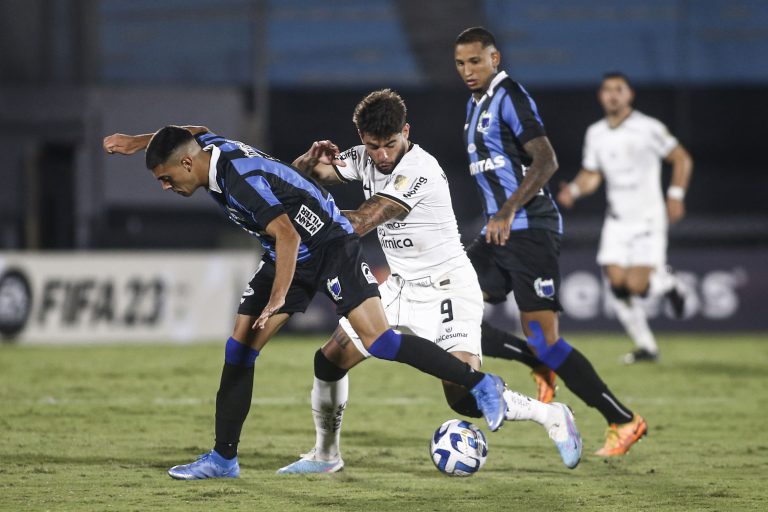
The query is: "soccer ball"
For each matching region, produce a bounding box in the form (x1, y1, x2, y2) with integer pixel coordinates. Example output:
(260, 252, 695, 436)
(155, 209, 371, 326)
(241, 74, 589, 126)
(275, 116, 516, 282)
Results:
(429, 419, 488, 476)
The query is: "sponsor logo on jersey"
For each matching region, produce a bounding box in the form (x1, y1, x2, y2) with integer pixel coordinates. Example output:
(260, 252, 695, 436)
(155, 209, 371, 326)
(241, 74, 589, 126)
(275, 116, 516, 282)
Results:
(477, 111, 493, 134)
(534, 277, 556, 299)
(361, 263, 378, 284)
(234, 140, 260, 158)
(327, 276, 342, 302)
(402, 176, 428, 199)
(393, 175, 410, 190)
(383, 221, 407, 230)
(380, 237, 414, 249)
(467, 143, 477, 154)
(469, 155, 506, 175)
(435, 331, 469, 343)
(294, 204, 324, 236)
(338, 148, 357, 162)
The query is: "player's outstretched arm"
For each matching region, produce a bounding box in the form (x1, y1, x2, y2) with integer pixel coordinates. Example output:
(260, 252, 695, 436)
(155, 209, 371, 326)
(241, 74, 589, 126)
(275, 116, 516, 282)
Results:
(342, 195, 407, 237)
(485, 136, 558, 245)
(253, 214, 300, 330)
(664, 144, 693, 224)
(557, 169, 603, 208)
(292, 140, 346, 185)
(103, 126, 210, 155)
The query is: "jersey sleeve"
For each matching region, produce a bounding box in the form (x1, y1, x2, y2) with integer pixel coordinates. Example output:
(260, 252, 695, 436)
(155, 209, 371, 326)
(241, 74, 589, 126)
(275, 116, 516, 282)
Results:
(501, 82, 547, 146)
(332, 146, 365, 183)
(195, 131, 226, 147)
(227, 170, 287, 229)
(581, 127, 600, 172)
(648, 118, 679, 158)
(375, 156, 432, 212)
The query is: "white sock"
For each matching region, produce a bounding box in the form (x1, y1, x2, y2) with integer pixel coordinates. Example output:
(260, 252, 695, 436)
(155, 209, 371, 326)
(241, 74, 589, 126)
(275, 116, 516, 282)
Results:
(612, 296, 658, 353)
(649, 266, 676, 296)
(311, 375, 348, 460)
(504, 390, 550, 425)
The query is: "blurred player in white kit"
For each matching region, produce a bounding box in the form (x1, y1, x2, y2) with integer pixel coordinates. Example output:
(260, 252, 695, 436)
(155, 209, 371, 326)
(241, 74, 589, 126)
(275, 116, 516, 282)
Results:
(557, 72, 693, 364)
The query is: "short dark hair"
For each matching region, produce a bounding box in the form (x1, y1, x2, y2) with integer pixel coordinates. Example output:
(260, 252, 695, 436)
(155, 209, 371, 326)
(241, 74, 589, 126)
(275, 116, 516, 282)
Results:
(455, 26, 497, 48)
(353, 89, 407, 138)
(145, 125, 195, 170)
(602, 71, 633, 89)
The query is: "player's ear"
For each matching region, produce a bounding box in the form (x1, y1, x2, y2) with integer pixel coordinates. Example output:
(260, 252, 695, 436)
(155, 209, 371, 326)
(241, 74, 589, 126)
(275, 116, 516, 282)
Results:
(402, 123, 410, 140)
(181, 154, 194, 172)
(490, 49, 500, 68)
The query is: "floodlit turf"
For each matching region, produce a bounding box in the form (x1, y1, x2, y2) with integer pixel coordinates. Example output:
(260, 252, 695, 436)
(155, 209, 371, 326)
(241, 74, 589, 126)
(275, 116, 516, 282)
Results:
(1, 334, 766, 512)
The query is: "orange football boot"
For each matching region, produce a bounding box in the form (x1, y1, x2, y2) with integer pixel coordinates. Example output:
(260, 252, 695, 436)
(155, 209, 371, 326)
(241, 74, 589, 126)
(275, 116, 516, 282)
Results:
(531, 366, 557, 404)
(595, 414, 648, 456)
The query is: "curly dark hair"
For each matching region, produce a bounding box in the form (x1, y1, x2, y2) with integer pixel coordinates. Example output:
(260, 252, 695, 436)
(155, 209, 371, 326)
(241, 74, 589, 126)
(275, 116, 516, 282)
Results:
(145, 125, 195, 170)
(352, 89, 407, 138)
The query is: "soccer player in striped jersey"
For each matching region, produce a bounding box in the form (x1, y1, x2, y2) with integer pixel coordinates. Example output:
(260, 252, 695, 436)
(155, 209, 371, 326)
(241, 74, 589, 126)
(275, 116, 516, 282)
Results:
(454, 27, 647, 456)
(103, 126, 510, 479)
(276, 89, 582, 474)
(557, 72, 693, 364)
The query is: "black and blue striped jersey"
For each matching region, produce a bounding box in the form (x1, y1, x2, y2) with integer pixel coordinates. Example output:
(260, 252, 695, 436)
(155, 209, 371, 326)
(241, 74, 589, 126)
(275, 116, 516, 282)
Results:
(195, 131, 354, 263)
(464, 71, 562, 234)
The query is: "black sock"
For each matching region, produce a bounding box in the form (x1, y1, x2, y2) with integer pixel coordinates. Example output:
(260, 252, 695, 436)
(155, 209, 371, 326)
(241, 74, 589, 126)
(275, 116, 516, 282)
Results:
(395, 334, 484, 389)
(556, 349, 634, 424)
(314, 348, 348, 381)
(447, 392, 483, 418)
(213, 363, 255, 459)
(481, 321, 543, 369)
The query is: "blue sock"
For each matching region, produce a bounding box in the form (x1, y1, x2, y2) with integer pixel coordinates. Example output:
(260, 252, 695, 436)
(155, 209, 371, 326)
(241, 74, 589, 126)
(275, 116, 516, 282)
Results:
(224, 337, 260, 368)
(367, 329, 402, 361)
(526, 321, 573, 370)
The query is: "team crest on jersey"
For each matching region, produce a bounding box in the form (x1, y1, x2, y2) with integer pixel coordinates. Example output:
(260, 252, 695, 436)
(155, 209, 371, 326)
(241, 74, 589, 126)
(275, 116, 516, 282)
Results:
(477, 111, 493, 134)
(294, 204, 324, 236)
(327, 276, 343, 302)
(394, 175, 410, 190)
(361, 263, 378, 284)
(534, 278, 556, 299)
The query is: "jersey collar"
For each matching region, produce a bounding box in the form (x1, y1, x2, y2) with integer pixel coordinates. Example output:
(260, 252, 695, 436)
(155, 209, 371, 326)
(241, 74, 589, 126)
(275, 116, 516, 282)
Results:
(472, 70, 508, 104)
(204, 144, 223, 193)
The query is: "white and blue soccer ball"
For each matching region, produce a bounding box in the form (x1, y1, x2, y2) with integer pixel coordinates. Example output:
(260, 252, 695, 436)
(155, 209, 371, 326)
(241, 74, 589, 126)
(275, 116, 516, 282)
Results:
(429, 419, 488, 476)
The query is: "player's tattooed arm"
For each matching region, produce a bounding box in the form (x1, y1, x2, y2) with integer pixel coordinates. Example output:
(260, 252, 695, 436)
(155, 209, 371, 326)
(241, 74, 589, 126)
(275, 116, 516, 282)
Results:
(486, 135, 558, 245)
(292, 140, 345, 185)
(342, 195, 407, 236)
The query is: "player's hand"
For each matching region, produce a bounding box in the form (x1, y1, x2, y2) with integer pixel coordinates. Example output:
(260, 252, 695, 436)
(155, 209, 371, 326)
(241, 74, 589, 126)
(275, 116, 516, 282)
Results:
(308, 140, 346, 167)
(103, 134, 141, 155)
(556, 181, 575, 209)
(667, 197, 685, 224)
(485, 205, 515, 245)
(252, 297, 285, 330)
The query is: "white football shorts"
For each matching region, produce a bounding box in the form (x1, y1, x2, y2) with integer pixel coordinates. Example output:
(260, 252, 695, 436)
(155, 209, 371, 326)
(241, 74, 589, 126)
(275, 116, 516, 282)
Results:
(340, 261, 484, 360)
(597, 216, 667, 268)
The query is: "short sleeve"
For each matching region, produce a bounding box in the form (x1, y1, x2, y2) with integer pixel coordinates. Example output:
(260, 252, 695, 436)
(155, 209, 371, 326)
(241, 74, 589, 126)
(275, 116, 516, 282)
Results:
(581, 127, 600, 172)
(228, 173, 286, 229)
(648, 119, 679, 158)
(333, 146, 365, 183)
(501, 83, 547, 145)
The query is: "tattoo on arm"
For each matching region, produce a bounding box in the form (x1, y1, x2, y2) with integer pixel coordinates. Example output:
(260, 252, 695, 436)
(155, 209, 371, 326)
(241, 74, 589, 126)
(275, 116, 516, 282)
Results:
(503, 136, 558, 212)
(343, 195, 407, 236)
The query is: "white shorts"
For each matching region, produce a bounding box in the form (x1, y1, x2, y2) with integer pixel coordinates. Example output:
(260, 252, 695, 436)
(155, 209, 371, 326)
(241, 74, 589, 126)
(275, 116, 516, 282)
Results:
(597, 217, 667, 268)
(340, 261, 484, 360)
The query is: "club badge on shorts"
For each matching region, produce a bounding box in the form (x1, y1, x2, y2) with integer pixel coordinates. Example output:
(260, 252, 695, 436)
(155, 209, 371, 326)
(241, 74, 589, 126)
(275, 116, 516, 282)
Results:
(534, 277, 555, 300)
(327, 276, 343, 302)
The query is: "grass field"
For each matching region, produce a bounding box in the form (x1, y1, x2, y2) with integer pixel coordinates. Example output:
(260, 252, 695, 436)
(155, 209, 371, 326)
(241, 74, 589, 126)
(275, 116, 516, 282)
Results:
(1, 333, 767, 511)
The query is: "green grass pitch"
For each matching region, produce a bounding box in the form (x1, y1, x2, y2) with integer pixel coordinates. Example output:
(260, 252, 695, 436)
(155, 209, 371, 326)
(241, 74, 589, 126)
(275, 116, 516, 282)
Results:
(1, 333, 766, 511)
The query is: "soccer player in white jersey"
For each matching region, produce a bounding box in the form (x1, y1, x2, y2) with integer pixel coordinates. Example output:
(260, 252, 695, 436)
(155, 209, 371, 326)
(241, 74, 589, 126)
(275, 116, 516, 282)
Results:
(557, 72, 693, 364)
(276, 89, 582, 474)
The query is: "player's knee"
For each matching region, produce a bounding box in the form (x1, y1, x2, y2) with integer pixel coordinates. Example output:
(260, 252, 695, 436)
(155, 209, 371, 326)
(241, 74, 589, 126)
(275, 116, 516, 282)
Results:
(314, 348, 348, 382)
(626, 281, 650, 297)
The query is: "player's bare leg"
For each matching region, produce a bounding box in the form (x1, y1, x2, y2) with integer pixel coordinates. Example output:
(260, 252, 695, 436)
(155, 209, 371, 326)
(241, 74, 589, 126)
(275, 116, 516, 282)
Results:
(605, 264, 660, 363)
(169, 313, 289, 480)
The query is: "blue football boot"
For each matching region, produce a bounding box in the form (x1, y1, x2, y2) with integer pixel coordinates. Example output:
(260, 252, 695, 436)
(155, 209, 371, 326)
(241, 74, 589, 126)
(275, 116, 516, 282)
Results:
(470, 373, 508, 432)
(168, 450, 240, 480)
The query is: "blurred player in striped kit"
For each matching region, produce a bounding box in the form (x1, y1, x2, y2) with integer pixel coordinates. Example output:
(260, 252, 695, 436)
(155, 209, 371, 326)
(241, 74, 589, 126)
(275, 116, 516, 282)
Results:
(557, 72, 693, 364)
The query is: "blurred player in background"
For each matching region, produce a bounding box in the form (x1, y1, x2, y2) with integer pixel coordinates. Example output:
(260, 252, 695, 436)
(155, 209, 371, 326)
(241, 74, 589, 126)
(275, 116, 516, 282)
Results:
(454, 27, 646, 456)
(557, 72, 693, 364)
(276, 89, 582, 474)
(103, 125, 511, 480)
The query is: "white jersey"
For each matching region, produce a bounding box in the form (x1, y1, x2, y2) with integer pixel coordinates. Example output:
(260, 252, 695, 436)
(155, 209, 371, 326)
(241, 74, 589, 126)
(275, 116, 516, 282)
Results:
(582, 110, 678, 224)
(334, 143, 470, 281)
